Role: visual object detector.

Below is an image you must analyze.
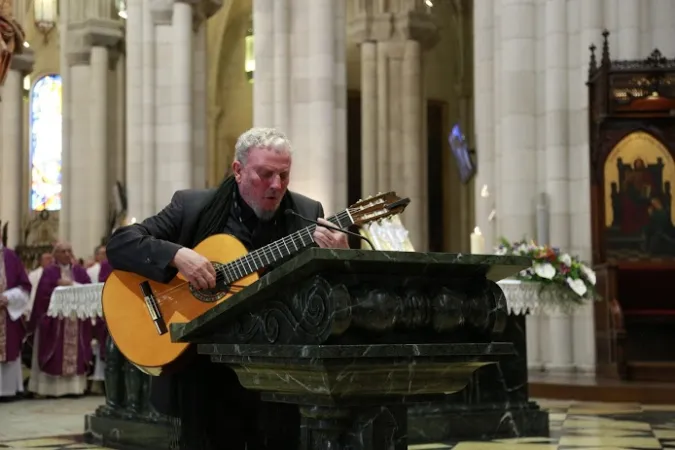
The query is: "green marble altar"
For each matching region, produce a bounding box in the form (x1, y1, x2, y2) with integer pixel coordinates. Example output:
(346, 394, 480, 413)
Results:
(85, 249, 549, 449)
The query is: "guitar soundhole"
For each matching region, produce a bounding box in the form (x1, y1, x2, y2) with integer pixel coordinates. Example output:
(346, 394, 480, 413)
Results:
(188, 262, 231, 303)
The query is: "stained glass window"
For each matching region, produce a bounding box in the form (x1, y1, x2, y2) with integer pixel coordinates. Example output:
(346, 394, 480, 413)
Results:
(29, 74, 62, 211)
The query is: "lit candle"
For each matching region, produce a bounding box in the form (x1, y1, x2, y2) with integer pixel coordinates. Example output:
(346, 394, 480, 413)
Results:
(470, 226, 485, 254)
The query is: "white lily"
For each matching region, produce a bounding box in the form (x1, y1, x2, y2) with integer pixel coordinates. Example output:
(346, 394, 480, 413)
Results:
(580, 264, 596, 285)
(566, 277, 588, 297)
(533, 262, 556, 280)
(560, 253, 572, 266)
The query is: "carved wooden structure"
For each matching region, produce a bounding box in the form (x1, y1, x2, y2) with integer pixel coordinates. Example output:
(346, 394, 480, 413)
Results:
(588, 30, 675, 381)
(0, 0, 25, 97)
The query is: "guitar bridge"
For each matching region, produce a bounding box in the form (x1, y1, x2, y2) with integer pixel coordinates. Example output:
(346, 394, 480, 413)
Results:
(139, 281, 168, 335)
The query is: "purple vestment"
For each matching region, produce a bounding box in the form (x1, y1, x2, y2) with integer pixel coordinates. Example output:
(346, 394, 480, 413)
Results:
(99, 260, 112, 282)
(29, 264, 93, 376)
(0, 248, 31, 363)
(95, 260, 112, 360)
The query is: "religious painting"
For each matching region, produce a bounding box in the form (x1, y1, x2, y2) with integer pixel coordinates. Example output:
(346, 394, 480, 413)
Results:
(604, 131, 675, 259)
(29, 74, 62, 211)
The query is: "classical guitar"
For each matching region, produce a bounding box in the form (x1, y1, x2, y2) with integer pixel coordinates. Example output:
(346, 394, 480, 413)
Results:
(102, 192, 409, 373)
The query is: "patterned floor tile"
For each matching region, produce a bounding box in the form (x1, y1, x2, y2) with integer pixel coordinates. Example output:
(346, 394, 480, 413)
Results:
(5, 397, 675, 449)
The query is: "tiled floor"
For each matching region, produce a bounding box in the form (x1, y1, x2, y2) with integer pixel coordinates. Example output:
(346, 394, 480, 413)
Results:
(3, 397, 675, 448)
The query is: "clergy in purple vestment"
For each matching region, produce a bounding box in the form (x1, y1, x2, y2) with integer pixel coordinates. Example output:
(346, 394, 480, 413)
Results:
(0, 241, 32, 398)
(27, 242, 93, 393)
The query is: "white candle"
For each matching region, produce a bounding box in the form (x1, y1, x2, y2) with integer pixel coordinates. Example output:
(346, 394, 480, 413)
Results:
(470, 226, 485, 254)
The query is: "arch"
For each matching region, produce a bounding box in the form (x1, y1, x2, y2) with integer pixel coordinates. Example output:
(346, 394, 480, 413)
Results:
(604, 130, 675, 227)
(29, 73, 62, 211)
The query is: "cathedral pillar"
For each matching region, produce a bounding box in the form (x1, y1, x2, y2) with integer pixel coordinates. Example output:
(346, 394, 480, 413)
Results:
(0, 51, 34, 248)
(349, 0, 438, 250)
(272, 0, 290, 135)
(192, 19, 208, 189)
(252, 0, 346, 214)
(542, 0, 573, 374)
(65, 5, 124, 258)
(570, 0, 604, 376)
(252, 0, 274, 127)
(473, 0, 495, 251)
(617, 0, 640, 59)
(59, 0, 71, 241)
(125, 0, 144, 221)
(499, 0, 536, 241)
(126, 0, 218, 213)
(651, 0, 675, 56)
(169, 1, 194, 195)
(360, 41, 377, 197)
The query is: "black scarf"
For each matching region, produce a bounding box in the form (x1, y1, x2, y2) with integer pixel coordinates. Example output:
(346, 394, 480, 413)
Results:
(190, 175, 237, 247)
(191, 175, 299, 249)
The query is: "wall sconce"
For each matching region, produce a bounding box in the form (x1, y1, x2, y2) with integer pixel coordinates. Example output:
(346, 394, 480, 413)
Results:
(33, 0, 57, 42)
(116, 0, 127, 19)
(244, 20, 254, 83)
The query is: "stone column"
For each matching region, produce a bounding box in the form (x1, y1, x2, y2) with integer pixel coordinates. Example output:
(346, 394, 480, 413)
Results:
(59, 0, 72, 241)
(125, 0, 144, 220)
(193, 20, 208, 189)
(360, 41, 378, 197)
(617, 0, 640, 59)
(571, 0, 604, 375)
(273, 0, 291, 133)
(0, 52, 34, 248)
(348, 1, 437, 249)
(170, 1, 194, 194)
(150, 2, 174, 211)
(543, 0, 573, 373)
(651, 0, 675, 55)
(499, 0, 536, 241)
(492, 1, 502, 239)
(66, 18, 123, 257)
(253, 0, 274, 127)
(639, 1, 652, 57)
(401, 38, 426, 249)
(473, 0, 495, 250)
(115, 51, 126, 187)
(305, 0, 336, 212)
(333, 1, 347, 210)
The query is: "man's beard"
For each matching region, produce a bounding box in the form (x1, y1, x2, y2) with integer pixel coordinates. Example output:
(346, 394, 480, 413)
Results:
(251, 204, 278, 221)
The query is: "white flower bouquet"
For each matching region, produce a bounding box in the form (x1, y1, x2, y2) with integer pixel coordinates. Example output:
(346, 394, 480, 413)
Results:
(495, 238, 599, 304)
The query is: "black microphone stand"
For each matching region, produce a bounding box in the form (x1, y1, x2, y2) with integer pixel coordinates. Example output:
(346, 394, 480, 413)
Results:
(284, 209, 375, 250)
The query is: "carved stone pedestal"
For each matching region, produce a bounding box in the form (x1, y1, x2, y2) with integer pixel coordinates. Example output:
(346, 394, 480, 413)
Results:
(84, 336, 174, 450)
(85, 249, 550, 449)
(407, 314, 549, 442)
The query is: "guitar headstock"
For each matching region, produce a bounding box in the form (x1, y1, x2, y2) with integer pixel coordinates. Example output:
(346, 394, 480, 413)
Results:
(348, 192, 410, 226)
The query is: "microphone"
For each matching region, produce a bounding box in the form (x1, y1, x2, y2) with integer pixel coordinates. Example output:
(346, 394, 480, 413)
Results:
(284, 209, 375, 250)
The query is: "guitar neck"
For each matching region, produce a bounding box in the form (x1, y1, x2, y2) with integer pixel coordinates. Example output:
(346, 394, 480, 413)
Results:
(221, 209, 353, 282)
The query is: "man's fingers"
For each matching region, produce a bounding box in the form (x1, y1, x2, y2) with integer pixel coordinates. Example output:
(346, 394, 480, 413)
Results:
(203, 270, 216, 288)
(190, 274, 208, 290)
(205, 262, 216, 278)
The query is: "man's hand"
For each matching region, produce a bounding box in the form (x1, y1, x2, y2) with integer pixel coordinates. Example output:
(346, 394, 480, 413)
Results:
(0, 295, 7, 308)
(172, 248, 216, 290)
(57, 279, 73, 287)
(313, 218, 349, 249)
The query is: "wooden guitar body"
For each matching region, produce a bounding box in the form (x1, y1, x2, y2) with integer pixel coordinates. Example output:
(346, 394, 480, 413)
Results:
(102, 234, 258, 373)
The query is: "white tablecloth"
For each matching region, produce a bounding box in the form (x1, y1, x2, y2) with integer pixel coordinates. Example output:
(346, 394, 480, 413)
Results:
(46, 282, 104, 319)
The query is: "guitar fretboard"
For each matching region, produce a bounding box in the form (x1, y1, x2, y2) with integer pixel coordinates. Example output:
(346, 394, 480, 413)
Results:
(219, 209, 353, 283)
